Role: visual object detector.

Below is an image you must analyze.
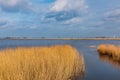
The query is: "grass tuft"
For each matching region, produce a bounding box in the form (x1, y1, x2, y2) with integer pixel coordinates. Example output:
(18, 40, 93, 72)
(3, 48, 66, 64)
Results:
(0, 45, 85, 80)
(97, 44, 120, 61)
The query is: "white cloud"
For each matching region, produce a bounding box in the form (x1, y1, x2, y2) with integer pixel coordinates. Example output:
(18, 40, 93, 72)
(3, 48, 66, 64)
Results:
(63, 17, 82, 25)
(42, 0, 89, 24)
(0, 0, 30, 7)
(0, 0, 21, 7)
(29, 26, 38, 29)
(105, 9, 120, 17)
(50, 0, 88, 12)
(0, 20, 7, 26)
(104, 8, 120, 22)
(0, 0, 33, 12)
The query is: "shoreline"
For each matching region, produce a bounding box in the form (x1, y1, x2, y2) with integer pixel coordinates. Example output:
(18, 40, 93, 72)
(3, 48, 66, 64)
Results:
(0, 38, 120, 40)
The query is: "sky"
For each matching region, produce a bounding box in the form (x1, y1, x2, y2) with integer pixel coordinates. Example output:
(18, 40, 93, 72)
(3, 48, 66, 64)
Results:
(0, 0, 120, 38)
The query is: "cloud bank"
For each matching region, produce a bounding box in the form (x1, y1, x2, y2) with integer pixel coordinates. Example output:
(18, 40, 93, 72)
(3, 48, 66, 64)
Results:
(43, 0, 88, 24)
(50, 0, 88, 12)
(0, 0, 32, 12)
(104, 8, 120, 22)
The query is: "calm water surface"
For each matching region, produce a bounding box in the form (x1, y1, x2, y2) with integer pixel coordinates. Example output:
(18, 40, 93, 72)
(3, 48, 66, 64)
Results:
(0, 39, 120, 80)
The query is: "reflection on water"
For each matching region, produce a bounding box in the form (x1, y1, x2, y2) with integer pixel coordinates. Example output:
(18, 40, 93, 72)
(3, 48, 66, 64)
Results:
(99, 54, 120, 69)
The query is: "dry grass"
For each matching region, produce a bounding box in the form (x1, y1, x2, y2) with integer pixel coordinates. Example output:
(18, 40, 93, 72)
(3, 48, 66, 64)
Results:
(97, 44, 120, 61)
(0, 45, 85, 80)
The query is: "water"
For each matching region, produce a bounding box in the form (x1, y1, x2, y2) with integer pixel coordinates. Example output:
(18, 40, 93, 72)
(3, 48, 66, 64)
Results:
(0, 39, 120, 80)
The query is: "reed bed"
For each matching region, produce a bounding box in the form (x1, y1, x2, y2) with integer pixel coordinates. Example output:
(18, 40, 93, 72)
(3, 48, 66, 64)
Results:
(0, 45, 85, 80)
(97, 44, 120, 61)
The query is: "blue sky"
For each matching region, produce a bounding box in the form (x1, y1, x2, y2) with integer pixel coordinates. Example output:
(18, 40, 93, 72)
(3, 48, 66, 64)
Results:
(0, 0, 120, 38)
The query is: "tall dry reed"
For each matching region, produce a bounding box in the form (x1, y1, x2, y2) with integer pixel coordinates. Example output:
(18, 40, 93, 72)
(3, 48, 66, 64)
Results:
(0, 45, 85, 80)
(98, 44, 120, 61)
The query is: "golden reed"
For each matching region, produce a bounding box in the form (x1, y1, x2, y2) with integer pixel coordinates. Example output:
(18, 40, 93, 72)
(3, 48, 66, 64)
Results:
(98, 44, 120, 61)
(0, 45, 85, 80)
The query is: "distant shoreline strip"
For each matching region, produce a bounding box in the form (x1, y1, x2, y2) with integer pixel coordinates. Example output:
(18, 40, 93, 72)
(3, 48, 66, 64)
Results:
(0, 38, 120, 40)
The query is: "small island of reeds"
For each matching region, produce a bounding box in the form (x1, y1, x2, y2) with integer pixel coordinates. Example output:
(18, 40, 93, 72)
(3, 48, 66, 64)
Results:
(97, 44, 120, 61)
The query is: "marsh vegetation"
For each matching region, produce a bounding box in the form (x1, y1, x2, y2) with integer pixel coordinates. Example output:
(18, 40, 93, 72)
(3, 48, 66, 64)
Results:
(98, 44, 120, 61)
(0, 45, 85, 80)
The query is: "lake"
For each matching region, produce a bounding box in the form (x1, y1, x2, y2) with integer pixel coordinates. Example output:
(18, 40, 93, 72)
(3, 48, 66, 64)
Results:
(0, 39, 120, 80)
